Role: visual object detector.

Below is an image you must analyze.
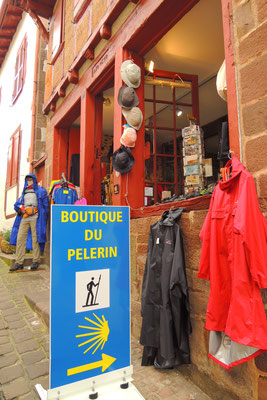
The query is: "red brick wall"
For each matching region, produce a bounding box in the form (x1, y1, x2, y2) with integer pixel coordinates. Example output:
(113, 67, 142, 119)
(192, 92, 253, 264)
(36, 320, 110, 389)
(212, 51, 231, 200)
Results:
(233, 0, 267, 217)
(130, 212, 266, 399)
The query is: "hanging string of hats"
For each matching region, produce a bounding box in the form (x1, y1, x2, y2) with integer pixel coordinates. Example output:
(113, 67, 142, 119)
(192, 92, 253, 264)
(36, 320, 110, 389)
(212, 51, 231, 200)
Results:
(112, 59, 143, 176)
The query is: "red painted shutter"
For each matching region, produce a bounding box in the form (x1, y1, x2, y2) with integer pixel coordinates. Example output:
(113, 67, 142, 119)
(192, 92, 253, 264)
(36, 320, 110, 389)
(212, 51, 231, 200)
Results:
(21, 37, 27, 88)
(11, 131, 20, 186)
(6, 144, 12, 189)
(13, 52, 19, 100)
(52, 0, 62, 58)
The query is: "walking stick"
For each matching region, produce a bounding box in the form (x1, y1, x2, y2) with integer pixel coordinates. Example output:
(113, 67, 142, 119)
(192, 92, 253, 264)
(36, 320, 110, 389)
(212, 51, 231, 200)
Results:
(94, 275, 101, 305)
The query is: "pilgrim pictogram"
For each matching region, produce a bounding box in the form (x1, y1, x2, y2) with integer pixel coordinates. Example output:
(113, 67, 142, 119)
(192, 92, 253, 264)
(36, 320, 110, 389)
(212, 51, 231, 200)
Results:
(75, 269, 110, 313)
(83, 275, 101, 307)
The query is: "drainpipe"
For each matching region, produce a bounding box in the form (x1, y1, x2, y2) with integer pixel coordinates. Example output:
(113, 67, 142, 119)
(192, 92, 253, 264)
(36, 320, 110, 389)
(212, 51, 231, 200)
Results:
(29, 28, 40, 173)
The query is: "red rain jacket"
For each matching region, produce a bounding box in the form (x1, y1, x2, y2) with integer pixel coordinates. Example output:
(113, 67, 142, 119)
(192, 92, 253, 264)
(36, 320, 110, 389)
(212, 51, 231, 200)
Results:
(198, 157, 267, 350)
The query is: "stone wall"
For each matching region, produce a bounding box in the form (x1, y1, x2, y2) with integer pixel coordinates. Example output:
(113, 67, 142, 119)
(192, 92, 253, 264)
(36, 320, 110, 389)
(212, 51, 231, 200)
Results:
(34, 34, 47, 161)
(232, 0, 267, 216)
(130, 211, 267, 399)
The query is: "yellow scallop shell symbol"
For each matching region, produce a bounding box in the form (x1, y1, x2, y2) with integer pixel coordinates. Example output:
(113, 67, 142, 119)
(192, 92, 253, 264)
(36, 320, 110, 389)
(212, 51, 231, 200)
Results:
(76, 313, 109, 355)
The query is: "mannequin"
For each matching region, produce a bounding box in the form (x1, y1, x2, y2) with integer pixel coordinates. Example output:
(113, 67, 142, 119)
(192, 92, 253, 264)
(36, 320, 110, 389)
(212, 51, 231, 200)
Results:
(9, 174, 49, 271)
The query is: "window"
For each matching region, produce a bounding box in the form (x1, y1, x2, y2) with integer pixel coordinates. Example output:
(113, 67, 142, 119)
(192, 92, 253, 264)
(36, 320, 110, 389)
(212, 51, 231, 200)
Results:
(51, 0, 64, 62)
(73, 0, 91, 23)
(6, 127, 21, 189)
(144, 70, 199, 204)
(12, 36, 27, 103)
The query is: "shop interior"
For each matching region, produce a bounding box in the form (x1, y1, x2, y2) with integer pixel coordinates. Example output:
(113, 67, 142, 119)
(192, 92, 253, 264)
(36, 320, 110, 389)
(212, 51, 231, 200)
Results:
(63, 0, 227, 206)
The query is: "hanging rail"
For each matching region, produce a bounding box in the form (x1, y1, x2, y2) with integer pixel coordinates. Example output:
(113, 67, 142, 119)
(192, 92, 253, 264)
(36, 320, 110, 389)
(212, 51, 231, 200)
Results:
(144, 77, 191, 89)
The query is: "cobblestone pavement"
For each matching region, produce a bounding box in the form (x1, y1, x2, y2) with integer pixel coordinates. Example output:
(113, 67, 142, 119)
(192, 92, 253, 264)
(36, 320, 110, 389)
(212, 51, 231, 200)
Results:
(0, 258, 211, 400)
(0, 259, 50, 399)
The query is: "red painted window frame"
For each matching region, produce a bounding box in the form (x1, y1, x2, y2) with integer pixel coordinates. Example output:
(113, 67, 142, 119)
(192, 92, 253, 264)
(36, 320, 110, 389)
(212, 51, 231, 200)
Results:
(144, 69, 199, 204)
(51, 0, 65, 64)
(12, 36, 27, 104)
(6, 127, 22, 190)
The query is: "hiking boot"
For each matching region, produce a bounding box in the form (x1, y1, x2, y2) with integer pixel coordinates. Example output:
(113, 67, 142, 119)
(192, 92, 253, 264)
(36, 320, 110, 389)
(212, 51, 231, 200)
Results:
(9, 263, 24, 272)
(31, 262, 40, 271)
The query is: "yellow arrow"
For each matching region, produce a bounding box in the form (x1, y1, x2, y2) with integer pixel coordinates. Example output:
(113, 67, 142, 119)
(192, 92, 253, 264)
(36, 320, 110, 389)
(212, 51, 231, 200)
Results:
(67, 353, 116, 376)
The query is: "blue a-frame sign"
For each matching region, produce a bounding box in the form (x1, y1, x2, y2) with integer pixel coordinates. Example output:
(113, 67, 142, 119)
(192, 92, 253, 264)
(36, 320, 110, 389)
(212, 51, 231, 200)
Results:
(50, 205, 130, 390)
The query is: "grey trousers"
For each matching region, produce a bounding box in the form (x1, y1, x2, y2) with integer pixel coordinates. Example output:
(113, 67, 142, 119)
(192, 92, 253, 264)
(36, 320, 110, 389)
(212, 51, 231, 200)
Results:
(15, 219, 40, 264)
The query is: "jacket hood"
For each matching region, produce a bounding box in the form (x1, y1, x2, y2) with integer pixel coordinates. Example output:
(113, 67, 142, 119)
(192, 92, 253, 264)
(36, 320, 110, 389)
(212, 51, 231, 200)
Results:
(160, 207, 183, 226)
(23, 173, 38, 191)
(218, 157, 245, 190)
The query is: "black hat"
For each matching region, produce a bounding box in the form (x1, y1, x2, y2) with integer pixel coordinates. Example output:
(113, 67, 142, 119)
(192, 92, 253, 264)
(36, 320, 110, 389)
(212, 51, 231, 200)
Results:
(112, 145, 135, 174)
(117, 86, 139, 109)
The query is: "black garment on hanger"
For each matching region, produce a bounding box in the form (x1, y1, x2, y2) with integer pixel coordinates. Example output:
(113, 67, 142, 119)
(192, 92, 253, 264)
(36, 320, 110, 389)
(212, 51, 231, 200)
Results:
(218, 121, 229, 161)
(69, 154, 80, 186)
(140, 208, 191, 369)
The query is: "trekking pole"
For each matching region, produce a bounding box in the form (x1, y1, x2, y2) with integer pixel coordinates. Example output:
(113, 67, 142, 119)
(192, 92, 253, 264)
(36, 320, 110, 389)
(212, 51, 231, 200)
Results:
(94, 275, 101, 305)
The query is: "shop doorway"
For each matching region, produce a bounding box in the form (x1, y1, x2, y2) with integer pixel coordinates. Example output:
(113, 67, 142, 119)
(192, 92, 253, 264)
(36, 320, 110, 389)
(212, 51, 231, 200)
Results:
(143, 0, 227, 205)
(100, 87, 114, 205)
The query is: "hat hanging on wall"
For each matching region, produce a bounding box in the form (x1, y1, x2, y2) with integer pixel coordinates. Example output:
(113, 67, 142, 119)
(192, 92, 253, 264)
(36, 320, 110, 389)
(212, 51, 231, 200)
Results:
(122, 106, 143, 130)
(112, 145, 135, 174)
(120, 126, 137, 148)
(121, 60, 141, 88)
(216, 60, 227, 102)
(118, 86, 139, 109)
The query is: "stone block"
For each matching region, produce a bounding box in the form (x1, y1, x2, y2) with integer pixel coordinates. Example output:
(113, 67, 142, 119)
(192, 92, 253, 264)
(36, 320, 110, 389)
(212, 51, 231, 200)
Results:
(187, 268, 210, 294)
(12, 327, 34, 343)
(7, 319, 26, 330)
(240, 54, 267, 103)
(234, 1, 255, 39)
(26, 361, 49, 379)
(258, 172, 267, 198)
(21, 394, 36, 400)
(4, 313, 23, 322)
(2, 379, 30, 399)
(0, 353, 18, 368)
(245, 135, 267, 172)
(0, 343, 14, 355)
(0, 364, 24, 384)
(189, 291, 209, 317)
(238, 21, 267, 65)
(254, 0, 267, 23)
(130, 234, 137, 282)
(16, 339, 40, 354)
(0, 301, 14, 310)
(241, 96, 267, 136)
(189, 318, 209, 368)
(258, 375, 267, 400)
(31, 375, 49, 390)
(21, 350, 45, 365)
(0, 336, 9, 344)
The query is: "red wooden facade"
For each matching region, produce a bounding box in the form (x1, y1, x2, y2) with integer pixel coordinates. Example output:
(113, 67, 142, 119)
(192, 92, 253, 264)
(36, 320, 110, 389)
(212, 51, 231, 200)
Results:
(16, 0, 240, 213)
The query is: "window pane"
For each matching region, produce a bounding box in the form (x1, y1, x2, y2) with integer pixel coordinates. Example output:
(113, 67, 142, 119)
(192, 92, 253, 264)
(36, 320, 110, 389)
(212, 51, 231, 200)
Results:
(156, 129, 174, 155)
(144, 101, 153, 127)
(156, 156, 174, 182)
(145, 155, 154, 181)
(145, 128, 154, 154)
(175, 105, 193, 130)
(155, 103, 173, 128)
(155, 82, 173, 102)
(144, 84, 153, 99)
(144, 183, 154, 206)
(176, 131, 183, 156)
